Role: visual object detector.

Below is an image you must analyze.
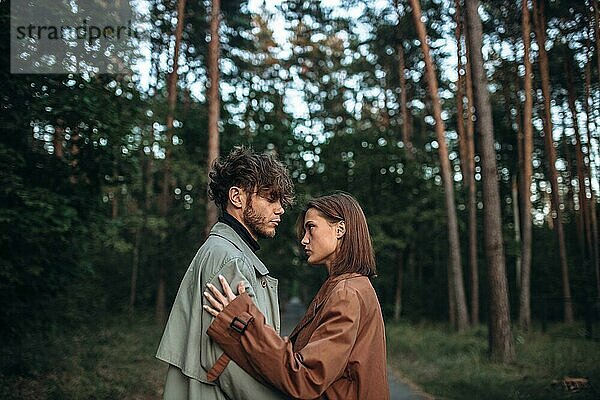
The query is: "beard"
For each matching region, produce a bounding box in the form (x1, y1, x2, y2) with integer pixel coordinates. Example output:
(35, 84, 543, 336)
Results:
(243, 202, 275, 239)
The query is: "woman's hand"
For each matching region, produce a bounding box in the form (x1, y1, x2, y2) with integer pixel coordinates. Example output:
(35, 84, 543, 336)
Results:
(203, 274, 246, 317)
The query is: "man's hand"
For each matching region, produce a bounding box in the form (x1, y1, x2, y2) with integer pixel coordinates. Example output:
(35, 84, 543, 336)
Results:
(203, 275, 246, 317)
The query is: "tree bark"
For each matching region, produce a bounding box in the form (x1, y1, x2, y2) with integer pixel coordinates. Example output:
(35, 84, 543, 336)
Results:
(566, 60, 593, 262)
(594, 0, 600, 83)
(585, 24, 600, 299)
(131, 152, 153, 314)
(130, 225, 141, 314)
(397, 44, 413, 156)
(381, 84, 391, 128)
(532, 0, 574, 323)
(455, 0, 468, 181)
(205, 0, 221, 237)
(456, 0, 480, 325)
(394, 251, 404, 322)
(519, 0, 534, 331)
(512, 177, 522, 291)
(461, 9, 480, 326)
(448, 259, 457, 328)
(464, 0, 515, 362)
(156, 0, 187, 326)
(408, 0, 469, 331)
(111, 155, 119, 219)
(393, 0, 413, 156)
(462, 1, 479, 327)
(53, 120, 64, 159)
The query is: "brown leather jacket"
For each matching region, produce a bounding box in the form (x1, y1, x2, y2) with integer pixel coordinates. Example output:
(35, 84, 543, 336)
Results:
(207, 273, 390, 400)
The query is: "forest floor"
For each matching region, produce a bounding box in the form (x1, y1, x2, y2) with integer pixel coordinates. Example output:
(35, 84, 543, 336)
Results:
(1, 312, 166, 400)
(386, 321, 600, 400)
(2, 314, 598, 399)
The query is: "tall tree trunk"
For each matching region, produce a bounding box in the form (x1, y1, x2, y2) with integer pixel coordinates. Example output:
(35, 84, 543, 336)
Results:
(559, 108, 577, 216)
(448, 261, 457, 327)
(519, 0, 534, 331)
(156, 0, 187, 326)
(455, 0, 479, 325)
(465, 0, 515, 362)
(205, 0, 221, 237)
(409, 0, 469, 331)
(130, 225, 141, 314)
(394, 251, 404, 321)
(393, 0, 412, 155)
(585, 25, 600, 298)
(594, 0, 600, 83)
(111, 156, 119, 219)
(381, 84, 391, 128)
(455, 0, 468, 181)
(397, 43, 413, 156)
(500, 47, 524, 297)
(533, 0, 574, 323)
(566, 61, 593, 262)
(512, 177, 522, 291)
(53, 120, 64, 159)
(461, 0, 479, 326)
(131, 154, 151, 314)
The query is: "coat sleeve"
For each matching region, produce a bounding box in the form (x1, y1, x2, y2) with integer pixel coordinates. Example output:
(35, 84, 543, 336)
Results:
(202, 258, 287, 400)
(207, 285, 361, 399)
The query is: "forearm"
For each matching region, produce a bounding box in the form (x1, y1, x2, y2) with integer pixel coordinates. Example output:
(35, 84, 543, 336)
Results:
(201, 261, 288, 399)
(208, 294, 355, 399)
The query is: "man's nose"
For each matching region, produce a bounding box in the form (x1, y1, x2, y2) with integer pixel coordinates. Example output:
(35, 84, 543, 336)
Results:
(275, 201, 284, 215)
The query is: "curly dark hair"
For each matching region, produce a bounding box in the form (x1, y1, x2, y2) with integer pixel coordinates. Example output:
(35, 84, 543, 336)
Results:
(208, 146, 295, 212)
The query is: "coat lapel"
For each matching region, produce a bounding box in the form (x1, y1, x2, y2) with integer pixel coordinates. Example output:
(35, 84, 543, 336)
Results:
(289, 273, 360, 342)
(209, 222, 270, 276)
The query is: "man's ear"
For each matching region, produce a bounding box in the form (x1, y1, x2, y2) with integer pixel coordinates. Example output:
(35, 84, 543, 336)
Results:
(228, 186, 245, 209)
(336, 221, 346, 239)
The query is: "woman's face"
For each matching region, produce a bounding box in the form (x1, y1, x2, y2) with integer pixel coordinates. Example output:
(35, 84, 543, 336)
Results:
(300, 208, 343, 269)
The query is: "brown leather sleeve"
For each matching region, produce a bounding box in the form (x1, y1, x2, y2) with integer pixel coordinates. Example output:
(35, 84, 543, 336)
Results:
(206, 294, 271, 386)
(207, 288, 361, 399)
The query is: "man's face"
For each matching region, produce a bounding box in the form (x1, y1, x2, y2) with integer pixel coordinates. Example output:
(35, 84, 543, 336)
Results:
(242, 192, 284, 239)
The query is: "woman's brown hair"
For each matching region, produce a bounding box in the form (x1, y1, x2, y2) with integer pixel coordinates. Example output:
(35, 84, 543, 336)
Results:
(297, 192, 376, 277)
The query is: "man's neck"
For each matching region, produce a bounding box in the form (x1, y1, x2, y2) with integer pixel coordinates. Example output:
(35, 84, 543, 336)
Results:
(219, 211, 260, 252)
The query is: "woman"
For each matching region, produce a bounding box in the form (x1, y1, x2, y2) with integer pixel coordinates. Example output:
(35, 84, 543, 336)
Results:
(203, 193, 390, 399)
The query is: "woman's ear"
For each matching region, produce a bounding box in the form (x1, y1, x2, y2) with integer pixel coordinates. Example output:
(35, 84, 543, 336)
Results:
(228, 186, 245, 209)
(336, 220, 346, 239)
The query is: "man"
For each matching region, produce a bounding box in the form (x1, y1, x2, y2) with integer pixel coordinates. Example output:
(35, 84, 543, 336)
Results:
(156, 146, 294, 400)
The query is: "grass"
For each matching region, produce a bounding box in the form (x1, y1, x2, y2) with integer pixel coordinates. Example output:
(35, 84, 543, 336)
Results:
(0, 313, 167, 400)
(3, 314, 598, 399)
(386, 322, 600, 400)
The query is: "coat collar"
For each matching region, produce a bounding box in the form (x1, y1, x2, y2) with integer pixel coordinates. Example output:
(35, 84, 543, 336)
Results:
(218, 212, 260, 252)
(289, 273, 362, 340)
(209, 222, 270, 276)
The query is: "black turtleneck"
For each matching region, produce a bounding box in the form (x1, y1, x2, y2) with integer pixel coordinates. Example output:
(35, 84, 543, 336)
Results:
(219, 212, 260, 253)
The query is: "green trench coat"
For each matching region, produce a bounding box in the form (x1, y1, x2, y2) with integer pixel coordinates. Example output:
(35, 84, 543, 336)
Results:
(156, 222, 289, 400)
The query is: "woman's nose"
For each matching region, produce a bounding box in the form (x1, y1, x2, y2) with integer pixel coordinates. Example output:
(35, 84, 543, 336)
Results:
(301, 233, 309, 245)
